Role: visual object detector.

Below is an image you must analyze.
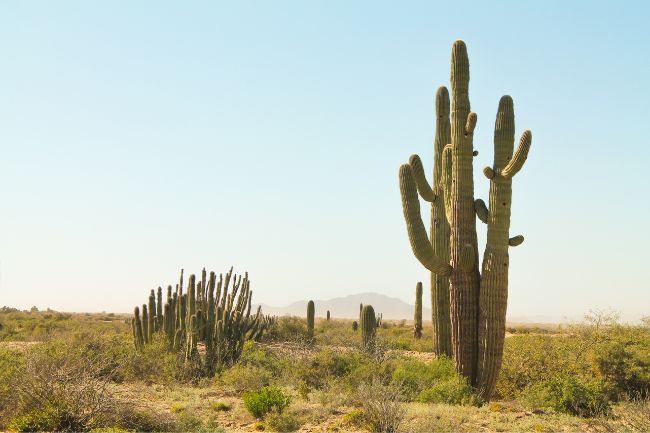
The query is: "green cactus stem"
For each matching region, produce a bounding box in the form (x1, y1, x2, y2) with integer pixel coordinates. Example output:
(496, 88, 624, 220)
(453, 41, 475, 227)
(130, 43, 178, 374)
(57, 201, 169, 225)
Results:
(133, 306, 144, 351)
(326, 310, 330, 321)
(414, 282, 423, 339)
(141, 304, 149, 345)
(307, 300, 315, 340)
(360, 305, 376, 350)
(148, 290, 156, 340)
(352, 321, 358, 332)
(475, 97, 531, 400)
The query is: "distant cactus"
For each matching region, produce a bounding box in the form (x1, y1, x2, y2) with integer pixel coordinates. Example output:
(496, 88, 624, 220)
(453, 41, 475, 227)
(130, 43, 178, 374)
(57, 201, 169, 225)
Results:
(142, 305, 149, 345)
(326, 310, 330, 321)
(398, 40, 532, 400)
(131, 267, 275, 377)
(148, 290, 156, 341)
(360, 305, 376, 350)
(352, 321, 358, 332)
(307, 300, 315, 339)
(133, 306, 144, 350)
(414, 282, 423, 339)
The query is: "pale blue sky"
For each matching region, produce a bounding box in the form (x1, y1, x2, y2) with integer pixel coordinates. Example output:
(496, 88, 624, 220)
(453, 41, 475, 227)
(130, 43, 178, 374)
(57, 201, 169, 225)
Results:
(1, 1, 648, 321)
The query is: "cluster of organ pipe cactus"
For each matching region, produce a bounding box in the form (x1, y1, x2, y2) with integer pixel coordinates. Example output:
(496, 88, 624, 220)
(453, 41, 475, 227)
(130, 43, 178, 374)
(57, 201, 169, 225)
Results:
(306, 300, 315, 339)
(131, 267, 275, 375)
(398, 40, 532, 400)
(414, 282, 423, 339)
(360, 305, 376, 350)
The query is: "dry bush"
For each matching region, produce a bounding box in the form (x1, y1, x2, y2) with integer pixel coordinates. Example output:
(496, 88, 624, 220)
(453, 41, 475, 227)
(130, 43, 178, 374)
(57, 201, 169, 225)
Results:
(357, 378, 406, 433)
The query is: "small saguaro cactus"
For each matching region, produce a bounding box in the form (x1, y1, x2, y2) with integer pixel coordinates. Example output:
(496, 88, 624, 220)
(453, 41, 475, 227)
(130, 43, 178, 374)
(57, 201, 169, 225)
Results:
(360, 305, 376, 350)
(142, 304, 149, 345)
(414, 282, 423, 339)
(326, 310, 330, 321)
(307, 300, 315, 339)
(398, 40, 532, 400)
(352, 321, 358, 332)
(133, 306, 144, 350)
(148, 290, 156, 340)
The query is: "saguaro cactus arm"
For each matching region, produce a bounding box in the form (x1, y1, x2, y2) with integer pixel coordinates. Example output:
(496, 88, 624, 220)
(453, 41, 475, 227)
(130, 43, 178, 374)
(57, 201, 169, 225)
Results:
(408, 154, 436, 202)
(508, 235, 524, 246)
(399, 164, 452, 276)
(474, 199, 488, 224)
(501, 130, 532, 179)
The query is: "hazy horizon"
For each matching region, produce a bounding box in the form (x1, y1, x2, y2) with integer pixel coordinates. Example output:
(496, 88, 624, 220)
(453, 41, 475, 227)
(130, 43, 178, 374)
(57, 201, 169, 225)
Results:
(1, 2, 649, 322)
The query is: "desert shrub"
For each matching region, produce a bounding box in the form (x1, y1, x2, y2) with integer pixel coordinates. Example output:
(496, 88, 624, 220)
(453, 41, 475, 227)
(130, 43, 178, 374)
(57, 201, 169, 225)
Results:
(523, 374, 611, 417)
(357, 378, 406, 433)
(121, 333, 178, 384)
(417, 376, 480, 406)
(243, 386, 291, 419)
(210, 401, 231, 412)
(265, 410, 302, 432)
(589, 325, 650, 399)
(6, 340, 124, 432)
(218, 364, 272, 393)
(496, 334, 586, 399)
(390, 357, 456, 400)
(264, 316, 306, 342)
(238, 341, 290, 377)
(294, 348, 365, 393)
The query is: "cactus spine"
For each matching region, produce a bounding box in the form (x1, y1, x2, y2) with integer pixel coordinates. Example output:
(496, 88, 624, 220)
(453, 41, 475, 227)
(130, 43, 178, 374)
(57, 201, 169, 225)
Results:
(414, 282, 423, 339)
(360, 305, 376, 350)
(399, 40, 532, 400)
(306, 300, 315, 339)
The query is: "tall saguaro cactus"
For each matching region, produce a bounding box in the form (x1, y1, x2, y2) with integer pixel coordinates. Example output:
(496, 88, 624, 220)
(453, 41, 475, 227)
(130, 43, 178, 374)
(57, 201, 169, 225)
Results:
(307, 300, 315, 339)
(399, 40, 531, 400)
(414, 282, 423, 339)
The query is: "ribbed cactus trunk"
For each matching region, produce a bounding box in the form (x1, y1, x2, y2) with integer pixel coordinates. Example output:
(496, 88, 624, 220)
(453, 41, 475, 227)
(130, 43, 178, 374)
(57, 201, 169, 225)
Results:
(398, 40, 532, 400)
(306, 300, 315, 340)
(142, 305, 149, 345)
(476, 98, 531, 399)
(414, 282, 423, 339)
(447, 41, 480, 382)
(148, 290, 156, 340)
(133, 306, 144, 350)
(360, 305, 376, 350)
(156, 287, 163, 331)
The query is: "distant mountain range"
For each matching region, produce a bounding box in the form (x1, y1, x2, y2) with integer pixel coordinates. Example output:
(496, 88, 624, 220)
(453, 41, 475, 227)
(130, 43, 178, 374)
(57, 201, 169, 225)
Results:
(257, 292, 583, 323)
(257, 292, 429, 321)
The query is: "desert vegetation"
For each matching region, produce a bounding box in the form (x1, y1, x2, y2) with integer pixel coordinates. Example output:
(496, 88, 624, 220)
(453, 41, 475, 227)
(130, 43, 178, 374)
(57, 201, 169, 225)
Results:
(0, 306, 649, 432)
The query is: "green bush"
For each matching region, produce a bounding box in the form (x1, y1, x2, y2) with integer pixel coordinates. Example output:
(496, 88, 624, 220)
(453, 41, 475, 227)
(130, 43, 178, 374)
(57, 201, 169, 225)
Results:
(243, 386, 291, 419)
(417, 376, 479, 406)
(496, 335, 585, 399)
(265, 410, 302, 432)
(218, 364, 272, 393)
(295, 349, 365, 393)
(524, 374, 611, 417)
(390, 357, 456, 400)
(590, 325, 650, 399)
(8, 406, 72, 433)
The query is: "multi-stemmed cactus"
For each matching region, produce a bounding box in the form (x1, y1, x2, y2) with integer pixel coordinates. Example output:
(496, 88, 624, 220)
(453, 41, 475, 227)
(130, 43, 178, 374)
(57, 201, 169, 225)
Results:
(399, 40, 532, 400)
(414, 282, 423, 339)
(131, 267, 275, 376)
(360, 305, 376, 350)
(306, 300, 315, 340)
